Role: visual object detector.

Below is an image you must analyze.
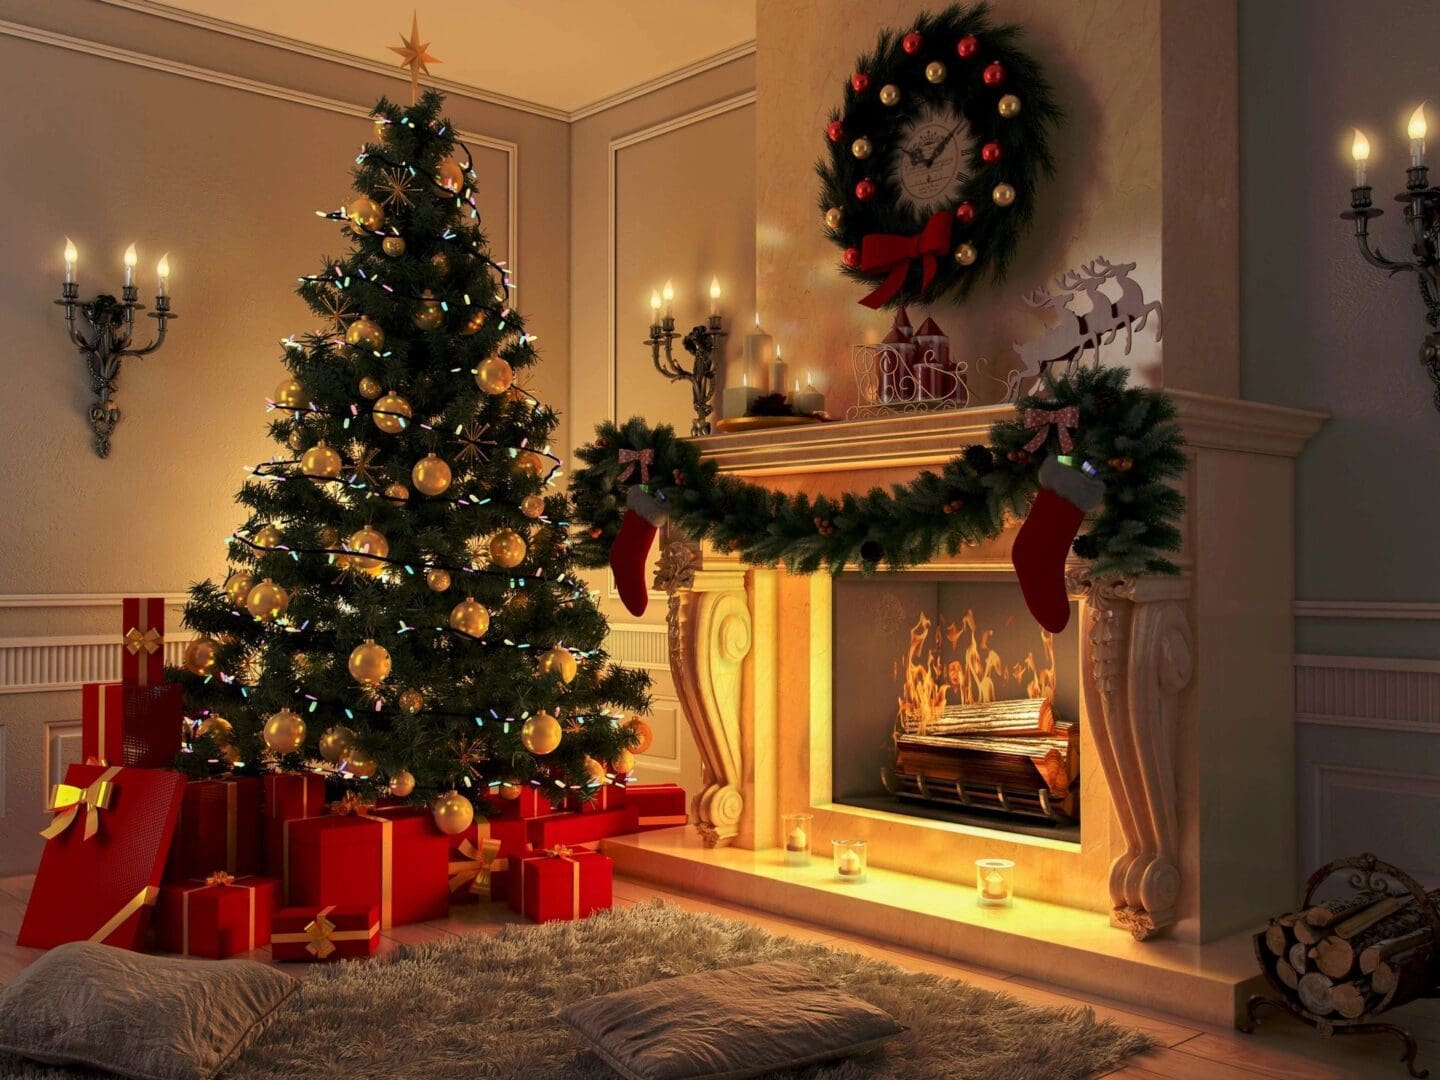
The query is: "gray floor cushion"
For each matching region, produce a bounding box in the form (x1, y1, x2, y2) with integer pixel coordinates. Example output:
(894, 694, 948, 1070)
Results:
(0, 941, 297, 1080)
(560, 959, 905, 1080)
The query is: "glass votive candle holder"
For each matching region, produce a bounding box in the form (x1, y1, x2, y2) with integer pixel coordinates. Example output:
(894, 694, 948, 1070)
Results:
(976, 858, 1015, 907)
(832, 839, 868, 883)
(782, 813, 813, 867)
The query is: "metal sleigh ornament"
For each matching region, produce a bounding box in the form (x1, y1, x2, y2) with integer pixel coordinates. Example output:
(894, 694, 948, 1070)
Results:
(849, 310, 972, 419)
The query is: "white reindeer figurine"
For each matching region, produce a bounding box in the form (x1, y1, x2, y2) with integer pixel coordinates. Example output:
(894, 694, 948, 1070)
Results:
(1007, 286, 1099, 401)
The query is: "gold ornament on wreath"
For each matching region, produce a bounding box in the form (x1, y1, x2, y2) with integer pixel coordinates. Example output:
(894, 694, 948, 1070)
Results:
(488, 529, 526, 569)
(537, 645, 578, 684)
(344, 750, 377, 778)
(262, 708, 307, 754)
(183, 637, 220, 676)
(245, 579, 289, 621)
(498, 780, 522, 801)
(318, 724, 356, 763)
(584, 756, 609, 786)
(223, 570, 254, 605)
(348, 639, 392, 686)
(513, 450, 549, 481)
(520, 710, 562, 755)
(346, 317, 385, 351)
(475, 356, 513, 395)
(449, 596, 491, 638)
(412, 453, 452, 496)
(347, 525, 390, 575)
(372, 392, 412, 434)
(197, 714, 232, 746)
(431, 790, 474, 835)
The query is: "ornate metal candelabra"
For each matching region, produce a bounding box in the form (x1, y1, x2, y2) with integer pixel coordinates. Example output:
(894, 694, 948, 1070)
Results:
(56, 280, 176, 457)
(645, 312, 726, 436)
(1343, 163, 1440, 410)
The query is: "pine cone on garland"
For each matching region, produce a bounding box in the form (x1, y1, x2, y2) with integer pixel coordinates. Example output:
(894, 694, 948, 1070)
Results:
(963, 444, 995, 474)
(1072, 534, 1099, 559)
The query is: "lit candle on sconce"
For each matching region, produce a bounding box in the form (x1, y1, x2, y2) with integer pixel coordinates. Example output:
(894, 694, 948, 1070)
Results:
(156, 253, 170, 299)
(662, 279, 674, 319)
(123, 243, 138, 288)
(63, 238, 77, 285)
(1409, 103, 1427, 168)
(649, 289, 662, 329)
(792, 372, 825, 416)
(1351, 128, 1370, 188)
(709, 275, 721, 317)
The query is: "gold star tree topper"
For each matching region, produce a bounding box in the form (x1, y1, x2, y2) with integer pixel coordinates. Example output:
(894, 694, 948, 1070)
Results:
(389, 12, 440, 104)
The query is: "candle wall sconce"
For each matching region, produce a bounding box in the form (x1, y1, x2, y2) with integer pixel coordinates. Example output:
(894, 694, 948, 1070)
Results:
(55, 242, 177, 457)
(1343, 108, 1440, 411)
(645, 279, 727, 437)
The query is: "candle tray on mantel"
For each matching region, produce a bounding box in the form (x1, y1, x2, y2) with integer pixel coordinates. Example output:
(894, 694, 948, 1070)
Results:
(850, 308, 973, 420)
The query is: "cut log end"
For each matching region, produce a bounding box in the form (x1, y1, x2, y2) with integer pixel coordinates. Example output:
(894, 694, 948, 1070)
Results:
(1297, 971, 1336, 1016)
(1275, 958, 1300, 990)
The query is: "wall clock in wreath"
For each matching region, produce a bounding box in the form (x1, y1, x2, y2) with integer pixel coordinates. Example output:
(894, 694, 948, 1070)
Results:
(818, 3, 1061, 309)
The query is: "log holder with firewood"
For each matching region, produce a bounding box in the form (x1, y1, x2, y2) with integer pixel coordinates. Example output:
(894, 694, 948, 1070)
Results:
(1240, 853, 1440, 1078)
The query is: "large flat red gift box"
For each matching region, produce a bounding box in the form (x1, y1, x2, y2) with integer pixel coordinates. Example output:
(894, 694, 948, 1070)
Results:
(167, 776, 262, 881)
(524, 804, 638, 850)
(627, 783, 689, 830)
(262, 772, 327, 879)
(272, 904, 378, 961)
(514, 847, 613, 923)
(82, 682, 183, 768)
(121, 596, 166, 687)
(18, 764, 186, 950)
(367, 806, 451, 924)
(155, 875, 276, 958)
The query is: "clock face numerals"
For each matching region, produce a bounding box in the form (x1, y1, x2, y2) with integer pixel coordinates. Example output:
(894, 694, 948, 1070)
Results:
(893, 105, 973, 217)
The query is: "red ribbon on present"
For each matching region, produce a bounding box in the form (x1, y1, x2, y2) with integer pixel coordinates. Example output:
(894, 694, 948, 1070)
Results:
(616, 449, 653, 484)
(1022, 405, 1080, 454)
(857, 212, 953, 310)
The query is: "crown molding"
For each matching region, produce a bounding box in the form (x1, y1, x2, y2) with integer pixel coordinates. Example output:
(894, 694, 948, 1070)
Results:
(1293, 601, 1440, 620)
(96, 0, 755, 124)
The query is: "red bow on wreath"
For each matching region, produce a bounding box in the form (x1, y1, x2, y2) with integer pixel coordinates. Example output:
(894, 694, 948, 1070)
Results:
(616, 448, 653, 484)
(1022, 405, 1080, 454)
(857, 212, 953, 309)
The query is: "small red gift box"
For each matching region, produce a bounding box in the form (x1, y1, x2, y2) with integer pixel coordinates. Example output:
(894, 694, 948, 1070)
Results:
(82, 682, 183, 768)
(627, 783, 688, 830)
(262, 772, 327, 878)
(486, 785, 556, 819)
(121, 597, 166, 688)
(167, 777, 262, 881)
(272, 904, 378, 961)
(155, 874, 276, 958)
(18, 764, 186, 950)
(568, 782, 628, 814)
(515, 847, 613, 923)
(524, 805, 638, 850)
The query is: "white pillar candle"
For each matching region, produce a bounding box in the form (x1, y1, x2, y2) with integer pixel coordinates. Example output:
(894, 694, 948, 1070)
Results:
(793, 372, 825, 416)
(771, 343, 789, 402)
(744, 314, 775, 393)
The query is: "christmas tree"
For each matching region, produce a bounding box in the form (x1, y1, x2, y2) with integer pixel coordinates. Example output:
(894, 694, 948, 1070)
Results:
(173, 91, 649, 829)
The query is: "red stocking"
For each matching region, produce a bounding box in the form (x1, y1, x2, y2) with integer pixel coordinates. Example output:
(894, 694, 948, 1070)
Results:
(610, 488, 669, 616)
(1011, 457, 1104, 633)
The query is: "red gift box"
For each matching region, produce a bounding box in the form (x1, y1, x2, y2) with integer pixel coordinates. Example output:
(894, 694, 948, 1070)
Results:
(121, 597, 166, 688)
(18, 764, 186, 950)
(627, 783, 688, 830)
(155, 873, 275, 958)
(515, 847, 613, 923)
(367, 806, 450, 924)
(486, 785, 557, 819)
(166, 776, 262, 881)
(568, 782, 628, 814)
(272, 904, 378, 961)
(524, 805, 638, 850)
(262, 772, 327, 878)
(448, 836, 509, 904)
(82, 682, 183, 768)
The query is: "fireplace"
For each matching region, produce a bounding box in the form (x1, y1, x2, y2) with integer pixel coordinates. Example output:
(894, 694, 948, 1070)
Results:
(831, 573, 1081, 841)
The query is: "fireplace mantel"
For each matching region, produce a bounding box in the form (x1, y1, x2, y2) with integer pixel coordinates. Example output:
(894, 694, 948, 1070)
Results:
(653, 392, 1324, 946)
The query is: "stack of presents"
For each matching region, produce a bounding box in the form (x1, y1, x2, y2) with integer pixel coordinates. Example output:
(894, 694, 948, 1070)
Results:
(16, 599, 688, 962)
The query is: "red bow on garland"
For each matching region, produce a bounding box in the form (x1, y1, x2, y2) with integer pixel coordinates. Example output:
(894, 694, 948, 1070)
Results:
(616, 448, 653, 484)
(857, 212, 953, 309)
(1022, 405, 1080, 454)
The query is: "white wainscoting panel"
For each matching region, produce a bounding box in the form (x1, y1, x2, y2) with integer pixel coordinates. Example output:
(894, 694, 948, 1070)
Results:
(1295, 654, 1440, 733)
(0, 635, 196, 695)
(45, 722, 83, 799)
(604, 623, 670, 670)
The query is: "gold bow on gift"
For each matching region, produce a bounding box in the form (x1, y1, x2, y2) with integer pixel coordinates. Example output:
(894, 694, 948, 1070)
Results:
(41, 767, 121, 841)
(302, 909, 339, 959)
(328, 792, 374, 817)
(449, 838, 505, 898)
(123, 625, 164, 655)
(546, 845, 575, 859)
(205, 871, 236, 887)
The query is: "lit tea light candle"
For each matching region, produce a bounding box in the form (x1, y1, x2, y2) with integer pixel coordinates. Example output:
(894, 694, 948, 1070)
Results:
(783, 813, 813, 867)
(975, 858, 1015, 907)
(982, 870, 1008, 900)
(838, 850, 862, 876)
(833, 839, 867, 883)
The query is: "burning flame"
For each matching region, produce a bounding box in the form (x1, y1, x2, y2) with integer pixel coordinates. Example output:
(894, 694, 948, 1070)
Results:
(897, 609, 1054, 734)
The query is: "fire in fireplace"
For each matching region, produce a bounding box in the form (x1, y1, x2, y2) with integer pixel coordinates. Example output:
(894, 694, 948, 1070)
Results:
(831, 574, 1080, 839)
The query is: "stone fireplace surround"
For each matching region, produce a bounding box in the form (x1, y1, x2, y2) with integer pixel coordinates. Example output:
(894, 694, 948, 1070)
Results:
(603, 391, 1324, 1024)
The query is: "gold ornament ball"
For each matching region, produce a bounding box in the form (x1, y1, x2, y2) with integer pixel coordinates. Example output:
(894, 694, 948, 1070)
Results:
(398, 689, 424, 714)
(955, 243, 978, 266)
(300, 441, 342, 481)
(348, 639, 392, 686)
(358, 375, 383, 400)
(612, 749, 636, 776)
(384, 482, 410, 502)
(520, 711, 562, 755)
(850, 136, 872, 160)
(412, 290, 444, 331)
(373, 392, 412, 434)
(475, 356, 514, 395)
(925, 61, 948, 83)
(513, 450, 548, 480)
(412, 453, 453, 496)
(183, 637, 220, 676)
(346, 195, 385, 232)
(488, 529, 526, 569)
(431, 790, 474, 835)
(520, 494, 546, 519)
(992, 182, 1017, 207)
(498, 781, 522, 800)
(274, 378, 305, 409)
(998, 93, 1023, 118)
(436, 159, 465, 194)
(538, 645, 578, 684)
(388, 769, 416, 798)
(287, 428, 305, 451)
(381, 235, 406, 257)
(430, 251, 450, 274)
(372, 116, 388, 141)
(262, 708, 307, 754)
(824, 207, 843, 230)
(624, 715, 654, 754)
(317, 526, 339, 548)
(197, 715, 232, 745)
(449, 596, 491, 638)
(346, 317, 385, 351)
(245, 578, 289, 621)
(584, 756, 609, 786)
(460, 308, 486, 336)
(253, 523, 282, 548)
(879, 83, 901, 106)
(318, 724, 356, 763)
(344, 751, 377, 779)
(223, 570, 254, 606)
(425, 568, 452, 592)
(347, 525, 390, 575)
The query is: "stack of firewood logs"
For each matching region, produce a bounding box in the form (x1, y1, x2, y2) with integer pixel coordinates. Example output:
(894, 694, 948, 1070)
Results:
(1263, 888, 1440, 1020)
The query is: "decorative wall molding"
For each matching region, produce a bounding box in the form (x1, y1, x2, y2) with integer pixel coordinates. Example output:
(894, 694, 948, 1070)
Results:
(571, 44, 756, 121)
(0, 592, 190, 609)
(1295, 653, 1440, 734)
(603, 622, 672, 670)
(0, 634, 196, 695)
(1293, 601, 1440, 621)
(1308, 763, 1440, 878)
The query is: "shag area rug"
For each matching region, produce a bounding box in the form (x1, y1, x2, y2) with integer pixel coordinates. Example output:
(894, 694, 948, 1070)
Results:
(0, 901, 1152, 1079)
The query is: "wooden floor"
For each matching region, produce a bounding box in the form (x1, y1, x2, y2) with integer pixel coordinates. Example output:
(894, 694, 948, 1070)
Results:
(2, 872, 1436, 1078)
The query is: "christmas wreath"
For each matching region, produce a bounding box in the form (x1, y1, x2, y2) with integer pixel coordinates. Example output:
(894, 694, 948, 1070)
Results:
(818, 2, 1062, 309)
(570, 366, 1186, 629)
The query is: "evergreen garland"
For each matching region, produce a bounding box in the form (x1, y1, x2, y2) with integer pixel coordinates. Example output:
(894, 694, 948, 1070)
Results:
(571, 366, 1185, 581)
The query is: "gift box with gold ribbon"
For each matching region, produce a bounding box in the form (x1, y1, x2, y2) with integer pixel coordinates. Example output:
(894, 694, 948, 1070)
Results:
(166, 776, 262, 881)
(523, 804, 639, 851)
(447, 837, 509, 904)
(567, 781, 628, 815)
(271, 904, 378, 962)
(155, 872, 276, 958)
(261, 772, 327, 879)
(485, 784, 556, 820)
(626, 783, 689, 830)
(18, 763, 186, 950)
(121, 596, 166, 688)
(81, 682, 183, 769)
(514, 846, 613, 924)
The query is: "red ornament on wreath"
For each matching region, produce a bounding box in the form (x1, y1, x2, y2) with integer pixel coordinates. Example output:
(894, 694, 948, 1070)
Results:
(902, 31, 924, 54)
(981, 141, 1002, 163)
(851, 72, 871, 93)
(854, 179, 876, 202)
(954, 201, 976, 224)
(826, 120, 844, 143)
(842, 247, 860, 268)
(956, 35, 979, 59)
(983, 61, 1005, 86)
